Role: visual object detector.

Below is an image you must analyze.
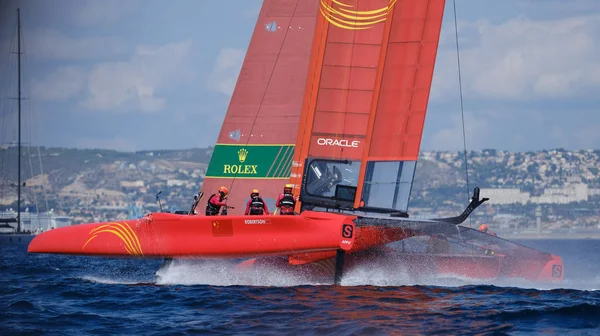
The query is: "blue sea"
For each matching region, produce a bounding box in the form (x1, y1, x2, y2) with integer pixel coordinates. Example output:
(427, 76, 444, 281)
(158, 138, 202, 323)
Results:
(2, 239, 599, 335)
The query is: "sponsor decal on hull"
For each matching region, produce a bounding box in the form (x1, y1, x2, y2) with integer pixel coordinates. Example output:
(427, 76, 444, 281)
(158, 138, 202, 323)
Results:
(83, 222, 143, 256)
(339, 222, 355, 250)
(244, 219, 271, 225)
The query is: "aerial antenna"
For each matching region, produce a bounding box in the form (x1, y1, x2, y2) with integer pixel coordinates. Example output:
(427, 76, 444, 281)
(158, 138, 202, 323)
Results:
(156, 191, 163, 212)
(452, 0, 471, 227)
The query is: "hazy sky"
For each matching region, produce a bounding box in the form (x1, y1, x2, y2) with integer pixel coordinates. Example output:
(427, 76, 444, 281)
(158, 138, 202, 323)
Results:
(1, 0, 599, 152)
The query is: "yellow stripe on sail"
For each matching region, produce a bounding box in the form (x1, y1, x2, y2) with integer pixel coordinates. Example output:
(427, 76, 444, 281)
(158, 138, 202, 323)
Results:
(320, 0, 397, 30)
(331, 0, 353, 8)
(322, 1, 389, 21)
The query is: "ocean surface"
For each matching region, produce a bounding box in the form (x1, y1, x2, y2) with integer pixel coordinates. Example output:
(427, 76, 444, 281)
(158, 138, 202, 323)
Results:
(2, 239, 599, 335)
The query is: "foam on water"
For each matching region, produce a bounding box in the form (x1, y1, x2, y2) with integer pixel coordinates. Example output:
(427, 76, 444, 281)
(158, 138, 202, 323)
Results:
(151, 255, 600, 292)
(155, 259, 329, 287)
(80, 275, 147, 285)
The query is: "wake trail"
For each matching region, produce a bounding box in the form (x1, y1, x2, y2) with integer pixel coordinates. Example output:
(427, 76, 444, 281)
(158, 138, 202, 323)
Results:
(151, 258, 598, 291)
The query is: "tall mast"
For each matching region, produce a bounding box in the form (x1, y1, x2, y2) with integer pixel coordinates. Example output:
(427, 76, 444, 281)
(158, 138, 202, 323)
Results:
(17, 8, 22, 233)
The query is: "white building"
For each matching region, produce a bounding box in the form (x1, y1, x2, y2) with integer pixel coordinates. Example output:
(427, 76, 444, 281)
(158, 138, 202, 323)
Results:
(531, 183, 588, 204)
(481, 183, 591, 205)
(0, 209, 71, 233)
(479, 188, 531, 205)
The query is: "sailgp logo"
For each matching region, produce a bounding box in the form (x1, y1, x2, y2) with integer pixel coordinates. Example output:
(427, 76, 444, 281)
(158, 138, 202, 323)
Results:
(342, 224, 353, 238)
(83, 222, 143, 256)
(320, 0, 396, 30)
(552, 265, 563, 278)
(317, 138, 360, 148)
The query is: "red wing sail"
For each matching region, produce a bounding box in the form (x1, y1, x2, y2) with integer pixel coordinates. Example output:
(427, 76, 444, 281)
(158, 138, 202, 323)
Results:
(354, 0, 446, 211)
(200, 0, 321, 214)
(288, 0, 446, 213)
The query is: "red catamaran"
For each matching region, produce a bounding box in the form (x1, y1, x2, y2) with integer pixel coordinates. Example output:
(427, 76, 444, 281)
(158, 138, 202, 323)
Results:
(28, 0, 564, 284)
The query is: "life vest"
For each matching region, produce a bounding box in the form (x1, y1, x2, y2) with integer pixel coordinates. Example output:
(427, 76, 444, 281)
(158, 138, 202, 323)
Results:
(205, 194, 222, 216)
(279, 193, 295, 209)
(249, 196, 265, 215)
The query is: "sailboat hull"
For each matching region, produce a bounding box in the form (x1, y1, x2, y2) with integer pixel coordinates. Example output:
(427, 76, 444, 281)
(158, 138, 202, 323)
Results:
(27, 211, 356, 257)
(28, 211, 564, 284)
(0, 233, 35, 246)
(166, 245, 563, 285)
(228, 246, 564, 284)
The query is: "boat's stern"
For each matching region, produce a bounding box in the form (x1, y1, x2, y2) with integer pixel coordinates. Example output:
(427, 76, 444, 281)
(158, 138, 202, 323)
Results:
(535, 254, 565, 283)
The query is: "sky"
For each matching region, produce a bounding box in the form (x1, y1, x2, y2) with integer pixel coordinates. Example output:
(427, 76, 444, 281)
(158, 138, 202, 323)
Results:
(0, 0, 599, 152)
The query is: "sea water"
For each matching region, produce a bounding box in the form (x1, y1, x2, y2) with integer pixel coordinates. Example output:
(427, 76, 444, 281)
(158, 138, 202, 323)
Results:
(1, 239, 599, 335)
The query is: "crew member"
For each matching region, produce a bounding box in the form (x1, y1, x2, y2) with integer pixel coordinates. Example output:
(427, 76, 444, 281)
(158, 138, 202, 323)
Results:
(478, 224, 497, 236)
(206, 186, 229, 216)
(244, 189, 270, 215)
(276, 184, 296, 215)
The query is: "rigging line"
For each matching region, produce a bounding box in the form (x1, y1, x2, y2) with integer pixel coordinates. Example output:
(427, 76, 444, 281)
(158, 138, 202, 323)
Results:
(0, 21, 18, 202)
(402, 0, 431, 213)
(14, 17, 42, 219)
(21, 26, 51, 214)
(228, 0, 301, 196)
(452, 0, 471, 227)
(23, 44, 43, 222)
(1, 30, 17, 138)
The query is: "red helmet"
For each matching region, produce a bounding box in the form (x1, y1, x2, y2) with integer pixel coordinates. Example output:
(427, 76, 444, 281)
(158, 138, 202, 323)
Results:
(478, 224, 488, 232)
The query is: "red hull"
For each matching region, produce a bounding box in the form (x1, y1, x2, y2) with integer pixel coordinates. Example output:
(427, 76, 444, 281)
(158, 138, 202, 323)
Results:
(394, 253, 564, 283)
(27, 211, 360, 257)
(27, 211, 417, 259)
(28, 210, 564, 284)
(240, 249, 564, 284)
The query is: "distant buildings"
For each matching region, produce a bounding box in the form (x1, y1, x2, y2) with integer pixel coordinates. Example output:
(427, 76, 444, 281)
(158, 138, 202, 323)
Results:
(481, 183, 598, 205)
(120, 180, 145, 188)
(479, 188, 531, 205)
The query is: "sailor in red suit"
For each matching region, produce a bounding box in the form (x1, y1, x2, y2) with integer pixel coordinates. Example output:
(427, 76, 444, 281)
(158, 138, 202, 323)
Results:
(276, 184, 296, 215)
(244, 189, 270, 215)
(478, 224, 497, 236)
(205, 186, 229, 216)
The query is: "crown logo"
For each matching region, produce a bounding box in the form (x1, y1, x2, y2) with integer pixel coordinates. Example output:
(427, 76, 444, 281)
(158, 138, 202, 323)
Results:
(238, 148, 248, 163)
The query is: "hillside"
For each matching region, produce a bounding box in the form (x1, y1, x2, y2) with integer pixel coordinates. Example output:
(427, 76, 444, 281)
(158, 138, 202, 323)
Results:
(1, 146, 598, 226)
